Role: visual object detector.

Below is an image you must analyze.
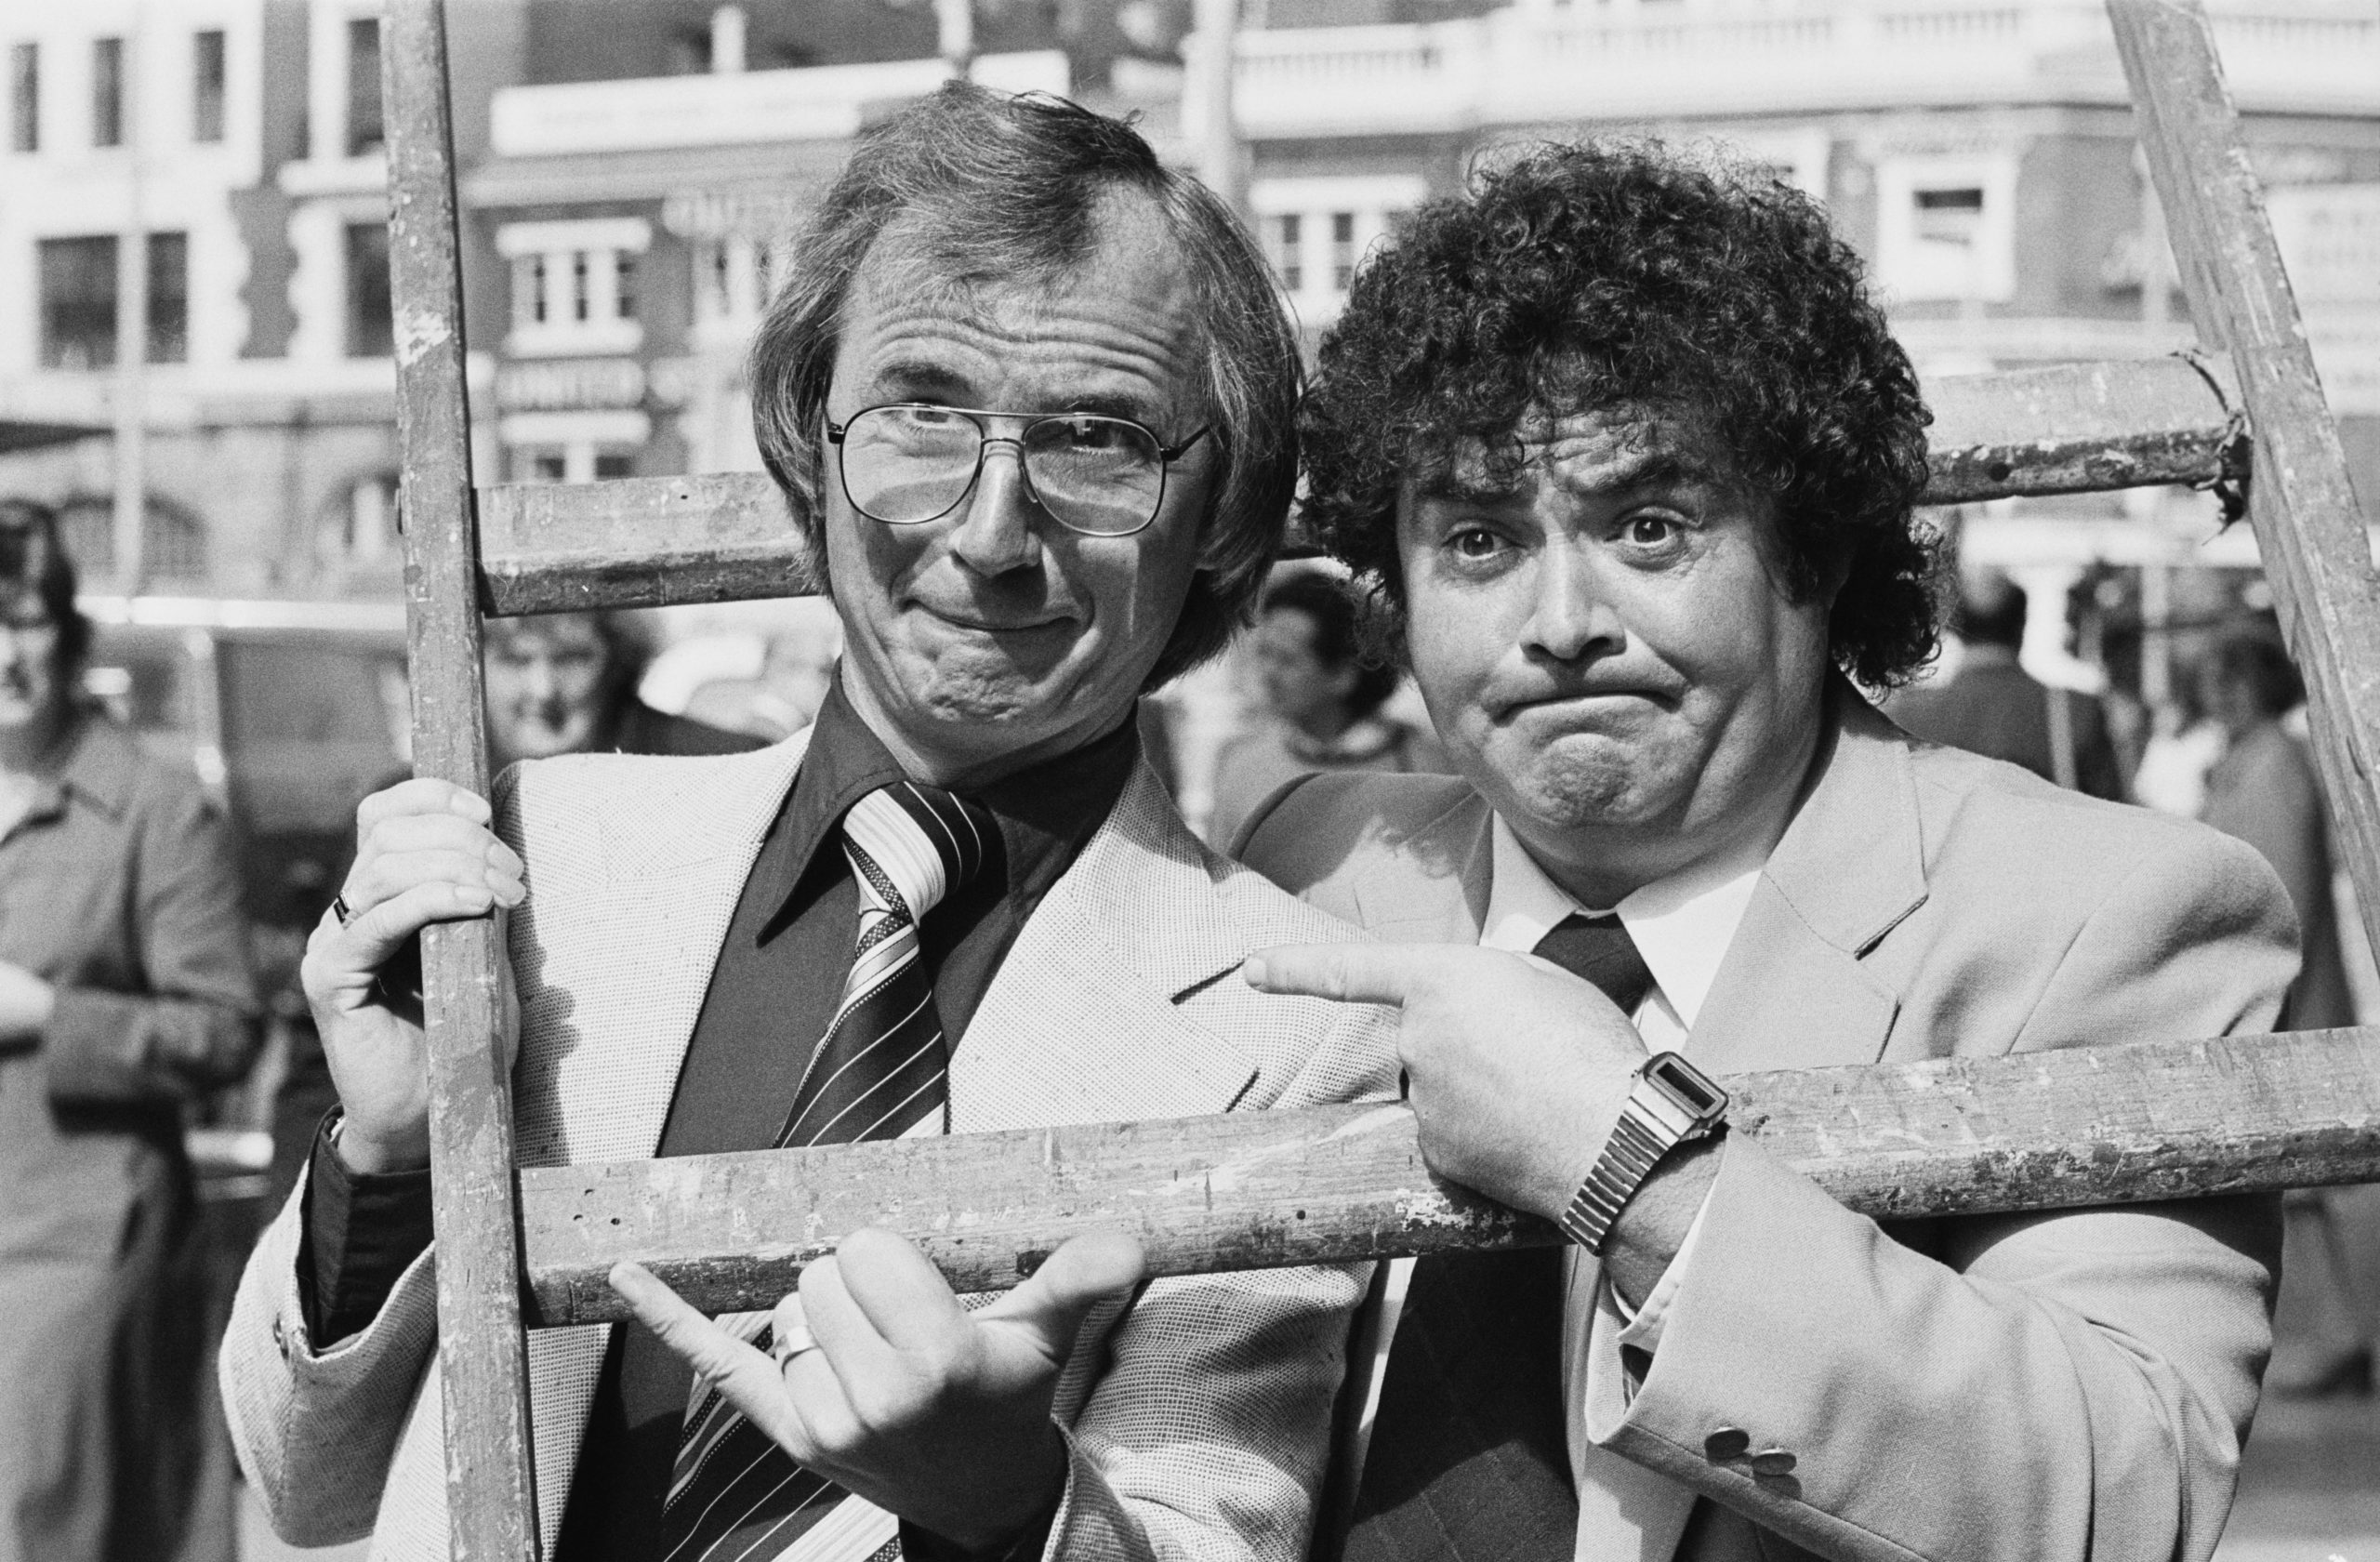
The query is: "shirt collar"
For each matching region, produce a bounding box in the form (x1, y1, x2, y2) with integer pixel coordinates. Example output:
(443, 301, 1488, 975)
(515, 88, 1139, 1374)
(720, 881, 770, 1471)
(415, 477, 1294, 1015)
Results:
(1482, 814, 1766, 1031)
(15, 713, 134, 826)
(766, 675, 1140, 920)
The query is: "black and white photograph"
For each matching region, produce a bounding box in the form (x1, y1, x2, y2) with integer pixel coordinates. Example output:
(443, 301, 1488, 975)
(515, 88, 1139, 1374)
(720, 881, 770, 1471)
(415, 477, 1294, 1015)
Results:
(0, 1, 2375, 1558)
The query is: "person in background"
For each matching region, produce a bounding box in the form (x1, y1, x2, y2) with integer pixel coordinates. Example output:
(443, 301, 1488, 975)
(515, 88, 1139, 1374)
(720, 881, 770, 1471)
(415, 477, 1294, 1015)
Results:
(1205, 572, 1448, 846)
(0, 499, 261, 1562)
(1889, 566, 2125, 800)
(268, 610, 763, 1208)
(2199, 625, 2377, 1397)
(486, 611, 766, 764)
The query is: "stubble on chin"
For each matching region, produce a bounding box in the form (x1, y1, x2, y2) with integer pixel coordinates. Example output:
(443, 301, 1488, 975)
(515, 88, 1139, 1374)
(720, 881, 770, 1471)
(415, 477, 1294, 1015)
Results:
(1474, 729, 1666, 837)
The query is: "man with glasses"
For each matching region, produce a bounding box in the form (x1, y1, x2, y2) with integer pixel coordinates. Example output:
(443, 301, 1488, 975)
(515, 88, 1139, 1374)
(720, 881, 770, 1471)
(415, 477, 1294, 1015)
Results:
(222, 85, 1393, 1562)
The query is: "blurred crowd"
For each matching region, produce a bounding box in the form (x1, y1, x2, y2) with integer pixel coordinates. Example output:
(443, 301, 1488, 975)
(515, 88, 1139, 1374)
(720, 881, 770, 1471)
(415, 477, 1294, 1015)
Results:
(1, 486, 2373, 1560)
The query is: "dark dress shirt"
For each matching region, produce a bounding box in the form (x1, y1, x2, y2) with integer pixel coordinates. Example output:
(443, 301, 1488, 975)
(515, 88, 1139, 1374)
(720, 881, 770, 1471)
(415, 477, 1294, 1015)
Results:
(299, 681, 1139, 1559)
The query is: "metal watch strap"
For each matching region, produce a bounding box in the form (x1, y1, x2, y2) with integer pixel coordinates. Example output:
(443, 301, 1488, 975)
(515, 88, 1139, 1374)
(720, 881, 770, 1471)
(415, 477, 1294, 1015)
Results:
(1558, 1109, 1673, 1254)
(1558, 1052, 1729, 1255)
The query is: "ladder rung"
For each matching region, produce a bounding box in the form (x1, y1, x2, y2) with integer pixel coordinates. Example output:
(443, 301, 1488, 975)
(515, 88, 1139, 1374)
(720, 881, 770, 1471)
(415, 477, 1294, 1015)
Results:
(476, 356, 2242, 618)
(517, 1023, 2377, 1327)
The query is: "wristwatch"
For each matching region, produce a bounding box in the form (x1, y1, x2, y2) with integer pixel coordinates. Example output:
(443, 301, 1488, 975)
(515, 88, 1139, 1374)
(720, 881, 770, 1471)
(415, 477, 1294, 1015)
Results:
(1558, 1052, 1730, 1255)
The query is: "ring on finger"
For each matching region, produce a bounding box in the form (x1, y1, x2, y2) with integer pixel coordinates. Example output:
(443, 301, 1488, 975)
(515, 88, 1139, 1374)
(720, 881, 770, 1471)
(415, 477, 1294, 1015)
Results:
(771, 1322, 820, 1368)
(332, 894, 357, 927)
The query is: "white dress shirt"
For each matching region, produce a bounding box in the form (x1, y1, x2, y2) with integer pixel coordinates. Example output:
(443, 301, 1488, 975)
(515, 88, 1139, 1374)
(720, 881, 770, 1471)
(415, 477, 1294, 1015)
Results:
(1346, 816, 1767, 1562)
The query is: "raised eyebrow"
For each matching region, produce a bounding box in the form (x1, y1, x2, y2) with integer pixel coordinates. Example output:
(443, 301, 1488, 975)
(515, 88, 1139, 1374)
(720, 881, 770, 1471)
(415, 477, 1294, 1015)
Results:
(864, 360, 977, 405)
(1034, 390, 1168, 427)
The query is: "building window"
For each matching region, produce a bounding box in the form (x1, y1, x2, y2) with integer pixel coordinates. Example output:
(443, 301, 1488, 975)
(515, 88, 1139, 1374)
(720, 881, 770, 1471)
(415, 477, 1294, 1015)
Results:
(1250, 177, 1426, 322)
(1329, 213, 1358, 290)
(1269, 215, 1302, 293)
(192, 30, 226, 143)
(39, 236, 117, 369)
(146, 232, 188, 364)
(701, 242, 733, 320)
(39, 234, 194, 369)
(692, 237, 790, 330)
(10, 43, 35, 153)
(92, 37, 124, 148)
(509, 440, 639, 483)
(345, 17, 382, 157)
(1874, 154, 2017, 304)
(510, 254, 550, 328)
(57, 494, 208, 585)
(346, 221, 393, 357)
(497, 219, 651, 355)
(321, 472, 401, 567)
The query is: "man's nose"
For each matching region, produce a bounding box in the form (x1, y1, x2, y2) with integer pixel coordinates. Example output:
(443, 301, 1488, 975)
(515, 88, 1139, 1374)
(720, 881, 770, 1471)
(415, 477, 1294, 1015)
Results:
(1522, 549, 1625, 663)
(947, 442, 1044, 577)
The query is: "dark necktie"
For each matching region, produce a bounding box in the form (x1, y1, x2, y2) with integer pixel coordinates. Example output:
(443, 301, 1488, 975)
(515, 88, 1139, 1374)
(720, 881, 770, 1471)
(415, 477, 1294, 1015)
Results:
(1342, 913, 1657, 1562)
(662, 781, 998, 1562)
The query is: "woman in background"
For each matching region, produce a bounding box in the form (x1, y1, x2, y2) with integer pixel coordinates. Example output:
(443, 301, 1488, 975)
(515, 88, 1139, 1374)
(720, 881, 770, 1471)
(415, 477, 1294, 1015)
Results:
(0, 500, 259, 1561)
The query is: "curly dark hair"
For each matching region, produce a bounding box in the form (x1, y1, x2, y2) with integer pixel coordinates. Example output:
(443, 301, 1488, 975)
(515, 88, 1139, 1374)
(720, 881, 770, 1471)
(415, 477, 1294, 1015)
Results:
(1300, 140, 1941, 688)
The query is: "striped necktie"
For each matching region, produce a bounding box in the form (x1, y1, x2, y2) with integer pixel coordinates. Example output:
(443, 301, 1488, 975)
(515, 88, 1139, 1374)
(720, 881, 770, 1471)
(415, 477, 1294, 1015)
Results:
(1342, 913, 1656, 1562)
(662, 780, 998, 1562)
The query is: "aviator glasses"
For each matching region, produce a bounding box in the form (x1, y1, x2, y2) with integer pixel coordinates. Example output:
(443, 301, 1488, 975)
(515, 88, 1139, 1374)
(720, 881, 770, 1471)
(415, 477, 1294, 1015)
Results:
(826, 403, 1210, 537)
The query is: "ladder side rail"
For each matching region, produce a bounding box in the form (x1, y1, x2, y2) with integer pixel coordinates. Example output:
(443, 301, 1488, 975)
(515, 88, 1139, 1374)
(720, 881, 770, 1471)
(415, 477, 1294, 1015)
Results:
(472, 356, 2246, 617)
(2109, 0, 2380, 970)
(383, 3, 542, 1556)
(519, 1024, 2380, 1327)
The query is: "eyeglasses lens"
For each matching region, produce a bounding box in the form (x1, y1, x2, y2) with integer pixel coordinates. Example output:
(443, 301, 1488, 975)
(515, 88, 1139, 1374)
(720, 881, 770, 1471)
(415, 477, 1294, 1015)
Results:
(1021, 417, 1163, 536)
(840, 406, 983, 524)
(841, 407, 1164, 535)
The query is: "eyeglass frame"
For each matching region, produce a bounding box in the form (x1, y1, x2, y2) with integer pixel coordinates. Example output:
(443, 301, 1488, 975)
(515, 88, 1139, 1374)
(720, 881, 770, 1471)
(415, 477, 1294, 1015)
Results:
(823, 402, 1212, 538)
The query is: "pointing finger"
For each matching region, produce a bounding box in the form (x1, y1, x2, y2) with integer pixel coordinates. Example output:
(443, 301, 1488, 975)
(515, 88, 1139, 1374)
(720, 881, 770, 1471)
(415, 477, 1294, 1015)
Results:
(1239, 943, 1478, 1006)
(610, 1263, 815, 1460)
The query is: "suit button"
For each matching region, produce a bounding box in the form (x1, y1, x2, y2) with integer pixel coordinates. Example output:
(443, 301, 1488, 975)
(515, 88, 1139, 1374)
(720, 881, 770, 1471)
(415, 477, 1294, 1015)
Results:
(1704, 1427, 1751, 1463)
(1751, 1448, 1797, 1476)
(271, 1316, 289, 1359)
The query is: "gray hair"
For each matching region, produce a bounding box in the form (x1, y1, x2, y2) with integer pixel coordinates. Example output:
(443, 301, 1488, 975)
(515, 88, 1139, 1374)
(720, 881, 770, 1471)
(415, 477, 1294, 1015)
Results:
(748, 83, 1301, 688)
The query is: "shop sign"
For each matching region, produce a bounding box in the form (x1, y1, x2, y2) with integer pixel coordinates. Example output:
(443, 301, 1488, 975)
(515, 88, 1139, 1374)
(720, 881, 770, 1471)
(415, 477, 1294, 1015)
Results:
(496, 358, 647, 413)
(663, 188, 820, 241)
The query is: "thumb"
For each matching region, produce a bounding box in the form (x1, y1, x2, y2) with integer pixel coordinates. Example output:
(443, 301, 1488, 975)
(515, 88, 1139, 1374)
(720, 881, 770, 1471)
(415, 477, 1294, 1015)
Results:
(979, 1230, 1145, 1360)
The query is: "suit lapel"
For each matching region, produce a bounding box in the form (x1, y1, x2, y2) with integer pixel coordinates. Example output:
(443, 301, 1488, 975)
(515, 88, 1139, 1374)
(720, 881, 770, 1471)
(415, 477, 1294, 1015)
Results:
(1355, 788, 1494, 944)
(1686, 683, 1925, 1077)
(953, 761, 1263, 1132)
(499, 730, 813, 1556)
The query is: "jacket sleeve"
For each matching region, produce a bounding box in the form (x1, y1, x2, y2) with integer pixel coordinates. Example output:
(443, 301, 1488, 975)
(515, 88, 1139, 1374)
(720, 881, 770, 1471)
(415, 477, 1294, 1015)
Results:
(1041, 998, 1398, 1562)
(44, 775, 262, 1104)
(1577, 827, 2296, 1562)
(220, 1166, 444, 1547)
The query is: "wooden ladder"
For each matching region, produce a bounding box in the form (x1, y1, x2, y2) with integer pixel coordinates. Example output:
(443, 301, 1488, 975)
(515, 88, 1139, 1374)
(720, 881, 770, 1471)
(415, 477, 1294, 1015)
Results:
(376, 1, 2380, 1553)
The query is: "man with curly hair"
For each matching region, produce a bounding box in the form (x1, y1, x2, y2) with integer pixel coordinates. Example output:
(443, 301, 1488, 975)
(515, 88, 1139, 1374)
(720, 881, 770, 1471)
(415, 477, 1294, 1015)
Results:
(1233, 142, 2298, 1562)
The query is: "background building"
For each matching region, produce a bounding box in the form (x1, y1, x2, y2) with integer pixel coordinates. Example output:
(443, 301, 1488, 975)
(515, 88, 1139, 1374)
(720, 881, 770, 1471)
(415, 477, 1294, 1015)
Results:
(0, 0, 2370, 668)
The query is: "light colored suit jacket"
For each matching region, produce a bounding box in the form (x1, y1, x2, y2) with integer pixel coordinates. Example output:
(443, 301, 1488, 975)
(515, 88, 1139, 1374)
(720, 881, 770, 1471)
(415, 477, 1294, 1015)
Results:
(1237, 683, 2297, 1562)
(222, 731, 1398, 1562)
